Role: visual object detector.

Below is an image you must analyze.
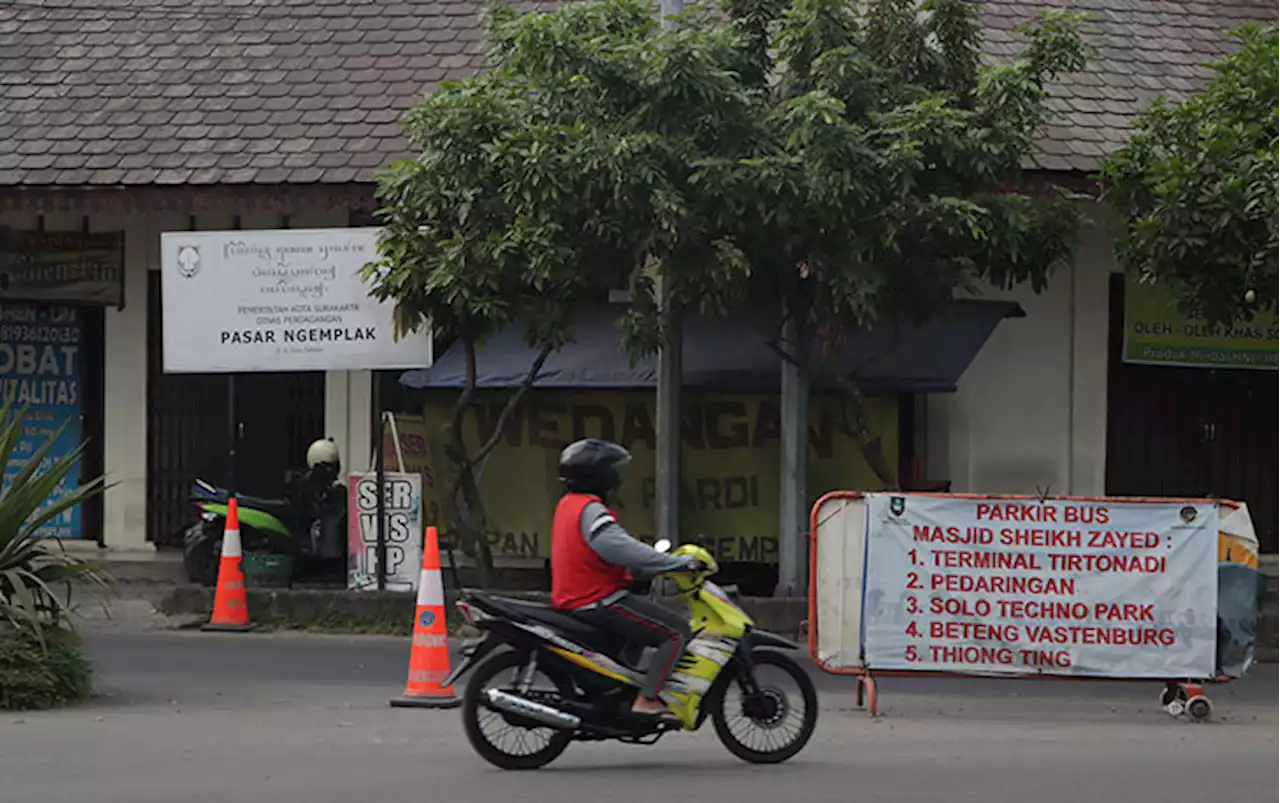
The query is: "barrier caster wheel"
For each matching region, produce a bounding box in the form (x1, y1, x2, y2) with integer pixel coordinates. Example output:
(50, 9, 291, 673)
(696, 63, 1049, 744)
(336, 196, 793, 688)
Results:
(1160, 684, 1187, 717)
(1185, 696, 1212, 722)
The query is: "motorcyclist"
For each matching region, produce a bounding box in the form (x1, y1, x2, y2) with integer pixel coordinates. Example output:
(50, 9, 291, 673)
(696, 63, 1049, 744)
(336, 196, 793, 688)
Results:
(550, 438, 700, 720)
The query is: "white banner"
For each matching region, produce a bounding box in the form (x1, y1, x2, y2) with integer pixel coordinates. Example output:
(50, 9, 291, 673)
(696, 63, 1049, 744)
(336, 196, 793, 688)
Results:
(160, 228, 430, 373)
(812, 494, 868, 670)
(346, 471, 423, 592)
(862, 494, 1218, 678)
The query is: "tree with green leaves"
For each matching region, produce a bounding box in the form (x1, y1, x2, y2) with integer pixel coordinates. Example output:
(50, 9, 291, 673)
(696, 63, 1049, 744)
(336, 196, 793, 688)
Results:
(1103, 25, 1278, 327)
(694, 0, 1090, 484)
(364, 0, 1090, 578)
(364, 0, 775, 580)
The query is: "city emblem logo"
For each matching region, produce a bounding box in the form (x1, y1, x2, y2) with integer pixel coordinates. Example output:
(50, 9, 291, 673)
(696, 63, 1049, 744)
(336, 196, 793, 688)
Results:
(419, 610, 436, 629)
(176, 245, 201, 278)
(1178, 505, 1197, 525)
(889, 496, 906, 516)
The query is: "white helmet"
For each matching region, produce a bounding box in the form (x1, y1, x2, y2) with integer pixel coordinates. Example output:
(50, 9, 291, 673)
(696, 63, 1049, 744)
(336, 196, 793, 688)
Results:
(306, 438, 340, 469)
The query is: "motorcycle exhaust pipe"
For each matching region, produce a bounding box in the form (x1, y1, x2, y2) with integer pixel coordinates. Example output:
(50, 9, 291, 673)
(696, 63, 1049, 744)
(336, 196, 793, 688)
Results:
(484, 689, 581, 730)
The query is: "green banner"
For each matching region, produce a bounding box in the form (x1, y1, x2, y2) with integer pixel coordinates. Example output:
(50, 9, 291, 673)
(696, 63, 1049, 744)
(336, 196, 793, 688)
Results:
(1122, 273, 1277, 370)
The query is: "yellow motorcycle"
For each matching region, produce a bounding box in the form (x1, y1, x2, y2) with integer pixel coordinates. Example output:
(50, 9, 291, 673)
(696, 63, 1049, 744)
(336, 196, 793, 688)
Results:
(448, 540, 818, 770)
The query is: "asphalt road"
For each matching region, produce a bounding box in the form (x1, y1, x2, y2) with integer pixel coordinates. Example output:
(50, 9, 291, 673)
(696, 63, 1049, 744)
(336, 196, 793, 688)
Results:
(1, 629, 1275, 803)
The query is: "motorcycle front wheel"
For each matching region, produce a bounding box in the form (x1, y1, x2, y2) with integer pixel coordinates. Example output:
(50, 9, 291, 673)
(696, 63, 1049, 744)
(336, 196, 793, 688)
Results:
(712, 649, 818, 764)
(462, 649, 575, 771)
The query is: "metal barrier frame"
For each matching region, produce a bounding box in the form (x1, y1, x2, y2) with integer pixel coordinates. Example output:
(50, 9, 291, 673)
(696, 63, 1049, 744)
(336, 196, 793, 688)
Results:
(807, 490, 1242, 719)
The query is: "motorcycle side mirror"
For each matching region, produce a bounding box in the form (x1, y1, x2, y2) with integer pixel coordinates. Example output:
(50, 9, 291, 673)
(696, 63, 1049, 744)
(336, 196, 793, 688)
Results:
(653, 538, 672, 554)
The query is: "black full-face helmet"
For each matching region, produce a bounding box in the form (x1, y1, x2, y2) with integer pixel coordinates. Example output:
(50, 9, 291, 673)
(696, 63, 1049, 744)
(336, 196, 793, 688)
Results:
(558, 439, 631, 498)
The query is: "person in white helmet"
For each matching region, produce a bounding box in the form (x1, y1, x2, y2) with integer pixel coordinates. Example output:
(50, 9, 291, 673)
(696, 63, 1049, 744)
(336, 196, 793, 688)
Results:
(305, 438, 342, 487)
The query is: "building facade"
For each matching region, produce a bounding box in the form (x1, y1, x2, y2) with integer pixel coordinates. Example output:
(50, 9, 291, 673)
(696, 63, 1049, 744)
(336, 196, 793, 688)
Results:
(929, 0, 1277, 552)
(1, 0, 1274, 558)
(0, 0, 494, 548)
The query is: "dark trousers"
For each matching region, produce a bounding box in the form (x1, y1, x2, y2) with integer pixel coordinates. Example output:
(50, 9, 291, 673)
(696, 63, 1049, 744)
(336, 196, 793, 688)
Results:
(572, 592, 691, 699)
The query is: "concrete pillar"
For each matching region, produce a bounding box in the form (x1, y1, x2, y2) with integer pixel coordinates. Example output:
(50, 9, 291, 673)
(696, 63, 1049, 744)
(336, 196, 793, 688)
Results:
(101, 212, 152, 550)
(1068, 206, 1113, 496)
(326, 370, 373, 476)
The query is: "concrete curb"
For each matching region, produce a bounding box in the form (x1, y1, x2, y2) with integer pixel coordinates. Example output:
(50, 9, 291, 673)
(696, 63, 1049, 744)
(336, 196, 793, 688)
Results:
(152, 583, 1279, 663)
(155, 585, 812, 639)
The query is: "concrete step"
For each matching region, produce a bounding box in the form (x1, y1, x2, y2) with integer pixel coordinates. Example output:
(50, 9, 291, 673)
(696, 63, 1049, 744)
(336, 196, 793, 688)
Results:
(53, 545, 188, 585)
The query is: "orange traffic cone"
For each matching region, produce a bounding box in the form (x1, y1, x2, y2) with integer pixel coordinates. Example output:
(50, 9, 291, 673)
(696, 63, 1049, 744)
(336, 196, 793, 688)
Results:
(390, 526, 459, 708)
(202, 497, 254, 632)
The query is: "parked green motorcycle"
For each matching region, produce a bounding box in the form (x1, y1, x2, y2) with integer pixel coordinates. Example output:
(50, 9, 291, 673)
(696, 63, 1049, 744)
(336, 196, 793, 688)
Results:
(181, 440, 346, 586)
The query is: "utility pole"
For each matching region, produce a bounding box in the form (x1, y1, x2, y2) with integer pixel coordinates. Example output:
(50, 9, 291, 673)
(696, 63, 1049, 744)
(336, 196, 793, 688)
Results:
(654, 0, 684, 548)
(778, 299, 808, 597)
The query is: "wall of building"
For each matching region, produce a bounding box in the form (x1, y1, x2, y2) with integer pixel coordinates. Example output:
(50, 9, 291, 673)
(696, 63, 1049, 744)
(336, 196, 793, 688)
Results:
(3, 193, 1119, 548)
(0, 203, 376, 551)
(926, 200, 1115, 498)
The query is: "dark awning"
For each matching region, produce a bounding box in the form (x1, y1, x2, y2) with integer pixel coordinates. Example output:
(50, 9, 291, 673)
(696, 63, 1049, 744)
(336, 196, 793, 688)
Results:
(400, 299, 1024, 393)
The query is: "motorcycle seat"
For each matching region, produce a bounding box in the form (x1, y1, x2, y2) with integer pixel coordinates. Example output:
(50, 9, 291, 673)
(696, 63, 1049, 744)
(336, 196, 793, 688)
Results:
(192, 485, 298, 520)
(235, 494, 299, 520)
(467, 591, 625, 654)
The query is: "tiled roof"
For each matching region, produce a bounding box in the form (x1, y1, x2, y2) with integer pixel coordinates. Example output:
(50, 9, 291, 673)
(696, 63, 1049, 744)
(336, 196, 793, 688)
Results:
(0, 0, 492, 186)
(0, 0, 1274, 186)
(983, 0, 1277, 172)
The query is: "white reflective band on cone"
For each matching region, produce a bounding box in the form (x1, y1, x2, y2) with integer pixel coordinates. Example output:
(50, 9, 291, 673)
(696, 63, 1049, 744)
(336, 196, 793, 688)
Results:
(221, 529, 242, 558)
(416, 569, 444, 607)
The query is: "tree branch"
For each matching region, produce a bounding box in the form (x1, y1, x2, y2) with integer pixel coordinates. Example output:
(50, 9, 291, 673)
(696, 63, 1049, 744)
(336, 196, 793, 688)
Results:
(444, 334, 480, 466)
(442, 339, 554, 530)
(441, 335, 480, 503)
(472, 343, 554, 466)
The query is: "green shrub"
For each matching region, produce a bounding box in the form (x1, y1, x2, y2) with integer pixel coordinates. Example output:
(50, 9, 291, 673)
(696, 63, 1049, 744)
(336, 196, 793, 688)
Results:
(0, 396, 111, 641)
(0, 623, 94, 710)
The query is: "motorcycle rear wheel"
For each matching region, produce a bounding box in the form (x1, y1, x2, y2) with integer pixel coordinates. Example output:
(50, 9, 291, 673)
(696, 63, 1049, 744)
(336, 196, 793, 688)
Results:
(712, 649, 818, 764)
(181, 522, 221, 587)
(463, 649, 575, 771)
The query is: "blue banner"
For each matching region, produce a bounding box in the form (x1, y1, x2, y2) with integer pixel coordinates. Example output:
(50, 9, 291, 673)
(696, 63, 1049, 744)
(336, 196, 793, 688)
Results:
(0, 303, 83, 540)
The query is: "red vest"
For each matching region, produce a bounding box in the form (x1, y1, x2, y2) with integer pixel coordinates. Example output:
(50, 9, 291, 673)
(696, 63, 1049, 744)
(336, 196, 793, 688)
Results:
(551, 493, 632, 609)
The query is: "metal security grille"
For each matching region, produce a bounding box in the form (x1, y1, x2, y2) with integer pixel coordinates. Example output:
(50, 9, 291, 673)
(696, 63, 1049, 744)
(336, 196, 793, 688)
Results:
(145, 271, 324, 546)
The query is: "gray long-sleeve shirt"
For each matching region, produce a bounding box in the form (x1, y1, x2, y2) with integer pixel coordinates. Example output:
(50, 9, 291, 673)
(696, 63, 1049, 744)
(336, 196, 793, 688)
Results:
(580, 501, 693, 580)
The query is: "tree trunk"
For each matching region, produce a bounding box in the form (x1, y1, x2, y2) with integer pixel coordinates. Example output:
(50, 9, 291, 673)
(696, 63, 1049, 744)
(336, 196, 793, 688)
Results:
(440, 335, 493, 586)
(768, 299, 901, 502)
(439, 335, 554, 588)
(832, 372, 899, 489)
(801, 313, 900, 491)
(444, 424, 496, 588)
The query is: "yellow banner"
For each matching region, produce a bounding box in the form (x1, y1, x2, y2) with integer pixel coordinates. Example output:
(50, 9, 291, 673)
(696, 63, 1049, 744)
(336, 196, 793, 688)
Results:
(404, 390, 898, 563)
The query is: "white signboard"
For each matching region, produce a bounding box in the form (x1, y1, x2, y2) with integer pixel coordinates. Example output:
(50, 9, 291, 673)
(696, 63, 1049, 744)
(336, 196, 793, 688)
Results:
(862, 494, 1218, 679)
(160, 228, 429, 373)
(347, 471, 423, 593)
